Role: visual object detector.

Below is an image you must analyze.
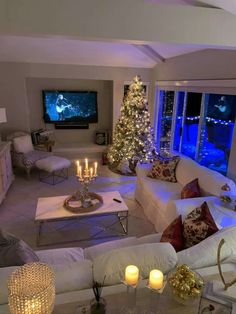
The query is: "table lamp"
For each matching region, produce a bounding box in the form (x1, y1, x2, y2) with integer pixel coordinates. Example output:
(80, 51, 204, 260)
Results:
(0, 108, 7, 143)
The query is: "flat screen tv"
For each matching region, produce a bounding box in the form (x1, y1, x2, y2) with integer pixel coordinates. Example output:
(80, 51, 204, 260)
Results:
(42, 90, 98, 123)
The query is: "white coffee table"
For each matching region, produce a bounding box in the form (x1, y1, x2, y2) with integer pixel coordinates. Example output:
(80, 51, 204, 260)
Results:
(35, 191, 129, 246)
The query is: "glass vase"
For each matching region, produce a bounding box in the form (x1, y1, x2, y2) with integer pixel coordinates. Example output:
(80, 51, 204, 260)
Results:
(90, 297, 106, 314)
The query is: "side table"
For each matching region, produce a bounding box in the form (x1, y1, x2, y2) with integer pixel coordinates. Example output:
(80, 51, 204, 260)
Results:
(213, 197, 236, 228)
(34, 140, 55, 152)
(53, 285, 199, 314)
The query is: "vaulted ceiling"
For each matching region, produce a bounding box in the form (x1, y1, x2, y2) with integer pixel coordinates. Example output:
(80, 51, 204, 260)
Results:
(0, 0, 236, 68)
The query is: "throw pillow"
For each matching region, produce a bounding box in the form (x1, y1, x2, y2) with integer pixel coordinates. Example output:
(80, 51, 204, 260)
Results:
(183, 202, 219, 249)
(160, 215, 184, 252)
(13, 135, 34, 154)
(148, 156, 180, 183)
(0, 230, 39, 267)
(181, 178, 201, 199)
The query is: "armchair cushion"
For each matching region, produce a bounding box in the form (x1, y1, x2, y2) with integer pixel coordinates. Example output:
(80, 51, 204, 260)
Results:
(22, 150, 51, 169)
(13, 135, 34, 154)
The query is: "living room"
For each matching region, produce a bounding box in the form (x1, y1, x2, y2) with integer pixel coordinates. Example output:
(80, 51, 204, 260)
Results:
(1, 1, 236, 313)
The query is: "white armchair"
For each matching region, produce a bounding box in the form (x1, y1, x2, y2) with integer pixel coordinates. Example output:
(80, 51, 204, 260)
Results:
(7, 132, 51, 177)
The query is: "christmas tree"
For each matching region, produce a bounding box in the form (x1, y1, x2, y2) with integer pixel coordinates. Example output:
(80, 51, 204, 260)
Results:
(108, 75, 157, 175)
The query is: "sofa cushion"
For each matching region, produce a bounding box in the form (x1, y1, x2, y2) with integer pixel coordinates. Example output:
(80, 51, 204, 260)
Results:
(93, 243, 177, 286)
(160, 215, 184, 252)
(177, 226, 236, 269)
(0, 260, 93, 305)
(183, 202, 218, 248)
(148, 156, 180, 183)
(137, 233, 162, 244)
(196, 165, 236, 196)
(53, 260, 93, 293)
(0, 230, 39, 267)
(36, 247, 84, 265)
(0, 266, 18, 305)
(84, 237, 138, 260)
(181, 178, 201, 199)
(175, 156, 200, 187)
(13, 135, 34, 154)
(140, 176, 182, 213)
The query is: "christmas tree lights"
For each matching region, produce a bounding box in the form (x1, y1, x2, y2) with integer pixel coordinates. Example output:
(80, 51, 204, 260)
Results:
(108, 75, 157, 175)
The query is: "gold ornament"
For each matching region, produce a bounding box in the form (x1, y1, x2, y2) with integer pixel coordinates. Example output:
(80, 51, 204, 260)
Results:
(168, 264, 204, 304)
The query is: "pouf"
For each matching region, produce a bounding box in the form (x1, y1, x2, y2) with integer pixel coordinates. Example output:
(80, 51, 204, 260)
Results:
(35, 156, 71, 185)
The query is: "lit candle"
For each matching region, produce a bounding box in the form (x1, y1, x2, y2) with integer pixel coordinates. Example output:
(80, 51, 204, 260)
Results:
(76, 160, 80, 176)
(90, 167, 93, 177)
(149, 269, 163, 290)
(85, 158, 88, 171)
(94, 162, 98, 176)
(125, 265, 139, 286)
(79, 166, 82, 178)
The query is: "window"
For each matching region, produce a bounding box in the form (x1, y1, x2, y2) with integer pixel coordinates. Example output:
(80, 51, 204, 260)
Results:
(156, 89, 236, 175)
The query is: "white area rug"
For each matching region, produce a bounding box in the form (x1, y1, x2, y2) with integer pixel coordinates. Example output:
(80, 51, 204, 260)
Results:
(0, 163, 155, 250)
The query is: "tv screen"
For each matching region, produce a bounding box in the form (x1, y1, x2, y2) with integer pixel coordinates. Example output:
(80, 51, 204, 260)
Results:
(42, 90, 98, 123)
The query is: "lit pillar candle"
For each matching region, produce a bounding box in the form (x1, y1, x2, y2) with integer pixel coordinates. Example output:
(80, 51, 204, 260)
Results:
(125, 265, 139, 286)
(94, 162, 98, 176)
(149, 269, 163, 290)
(90, 167, 93, 177)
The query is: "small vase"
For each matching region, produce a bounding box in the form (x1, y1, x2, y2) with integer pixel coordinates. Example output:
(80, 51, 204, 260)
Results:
(90, 297, 106, 314)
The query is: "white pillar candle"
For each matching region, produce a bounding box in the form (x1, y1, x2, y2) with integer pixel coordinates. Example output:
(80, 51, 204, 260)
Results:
(94, 162, 98, 176)
(125, 265, 139, 286)
(76, 161, 80, 176)
(79, 166, 82, 178)
(85, 158, 88, 171)
(149, 269, 163, 290)
(90, 167, 93, 177)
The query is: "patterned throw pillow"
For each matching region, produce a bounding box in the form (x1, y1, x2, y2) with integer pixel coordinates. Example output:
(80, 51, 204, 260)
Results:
(183, 202, 218, 249)
(181, 178, 201, 199)
(148, 156, 180, 183)
(160, 215, 184, 252)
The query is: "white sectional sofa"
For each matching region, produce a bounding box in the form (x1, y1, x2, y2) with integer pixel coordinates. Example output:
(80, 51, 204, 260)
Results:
(1, 227, 236, 313)
(135, 155, 236, 232)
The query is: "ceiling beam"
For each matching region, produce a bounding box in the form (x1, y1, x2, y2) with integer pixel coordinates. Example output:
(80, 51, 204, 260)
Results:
(133, 44, 165, 63)
(198, 0, 236, 14)
(1, 0, 236, 48)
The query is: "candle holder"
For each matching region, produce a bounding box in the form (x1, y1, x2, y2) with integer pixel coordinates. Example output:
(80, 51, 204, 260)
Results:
(121, 280, 139, 314)
(146, 277, 167, 294)
(64, 160, 103, 213)
(77, 171, 97, 208)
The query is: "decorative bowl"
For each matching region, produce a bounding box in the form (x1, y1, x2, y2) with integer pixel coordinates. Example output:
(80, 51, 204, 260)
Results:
(167, 264, 204, 305)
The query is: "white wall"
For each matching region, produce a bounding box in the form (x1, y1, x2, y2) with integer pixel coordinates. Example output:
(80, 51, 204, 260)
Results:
(152, 49, 236, 180)
(0, 62, 152, 145)
(26, 78, 113, 144)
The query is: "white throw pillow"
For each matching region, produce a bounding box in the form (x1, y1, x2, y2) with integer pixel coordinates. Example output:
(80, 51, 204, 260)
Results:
(13, 135, 33, 154)
(177, 227, 236, 269)
(93, 243, 177, 286)
(52, 260, 93, 294)
(36, 247, 84, 265)
(84, 237, 138, 261)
